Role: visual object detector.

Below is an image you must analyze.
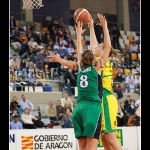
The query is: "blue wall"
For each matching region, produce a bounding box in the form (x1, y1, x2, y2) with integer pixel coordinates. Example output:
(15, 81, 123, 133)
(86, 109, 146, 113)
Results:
(33, 0, 70, 24)
(10, 0, 21, 20)
(128, 0, 140, 31)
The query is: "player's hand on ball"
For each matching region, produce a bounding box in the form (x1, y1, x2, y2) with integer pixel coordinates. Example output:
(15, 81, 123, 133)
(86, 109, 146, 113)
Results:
(75, 21, 87, 36)
(96, 13, 107, 28)
(88, 14, 94, 28)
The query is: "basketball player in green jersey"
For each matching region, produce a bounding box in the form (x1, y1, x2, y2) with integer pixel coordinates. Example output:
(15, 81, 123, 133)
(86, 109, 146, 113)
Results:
(49, 14, 112, 150)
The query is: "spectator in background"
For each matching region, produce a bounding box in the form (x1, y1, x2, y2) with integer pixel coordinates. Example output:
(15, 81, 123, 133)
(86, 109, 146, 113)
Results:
(31, 29, 38, 41)
(53, 41, 60, 50)
(19, 31, 28, 42)
(124, 54, 136, 70)
(129, 41, 138, 53)
(48, 19, 58, 33)
(42, 16, 49, 28)
(19, 40, 29, 59)
(28, 37, 38, 49)
(36, 33, 45, 45)
(10, 16, 16, 33)
(10, 96, 20, 111)
(64, 68, 77, 96)
(19, 94, 34, 111)
(11, 26, 21, 43)
(19, 25, 25, 32)
(114, 72, 124, 83)
(10, 115, 23, 129)
(72, 101, 77, 111)
(56, 100, 66, 120)
(135, 99, 141, 108)
(125, 72, 134, 84)
(20, 59, 26, 71)
(9, 54, 20, 71)
(124, 95, 132, 110)
(44, 34, 52, 45)
(9, 66, 18, 87)
(43, 101, 58, 121)
(126, 80, 136, 93)
(94, 18, 102, 44)
(134, 73, 140, 88)
(35, 49, 45, 70)
(64, 103, 72, 114)
(67, 43, 75, 55)
(26, 61, 36, 74)
(57, 45, 69, 59)
(58, 18, 65, 28)
(21, 107, 37, 129)
(53, 35, 60, 43)
(10, 108, 21, 122)
(57, 27, 64, 37)
(113, 83, 123, 99)
(116, 104, 124, 126)
(64, 113, 73, 128)
(127, 100, 136, 117)
(120, 81, 126, 93)
(110, 26, 121, 50)
(59, 36, 68, 46)
(66, 35, 75, 48)
(27, 68, 43, 86)
(61, 94, 73, 109)
(113, 64, 122, 79)
(27, 32, 32, 41)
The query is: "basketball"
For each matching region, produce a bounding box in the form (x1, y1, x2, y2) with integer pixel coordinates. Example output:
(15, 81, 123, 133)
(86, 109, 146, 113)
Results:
(74, 8, 89, 24)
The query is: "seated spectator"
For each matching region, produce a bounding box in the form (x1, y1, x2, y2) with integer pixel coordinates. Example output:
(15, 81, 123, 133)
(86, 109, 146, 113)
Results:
(127, 100, 136, 117)
(135, 99, 141, 108)
(124, 95, 131, 110)
(53, 41, 60, 50)
(64, 68, 77, 95)
(129, 41, 138, 53)
(134, 73, 140, 88)
(112, 64, 122, 79)
(117, 101, 129, 126)
(61, 94, 73, 109)
(43, 101, 58, 121)
(9, 66, 18, 88)
(10, 96, 22, 114)
(31, 29, 38, 41)
(19, 31, 28, 42)
(26, 61, 36, 74)
(116, 104, 124, 126)
(44, 34, 52, 45)
(64, 113, 73, 128)
(114, 72, 124, 83)
(67, 43, 75, 59)
(27, 32, 32, 41)
(11, 26, 21, 43)
(64, 103, 72, 114)
(19, 25, 25, 32)
(36, 70, 49, 86)
(36, 33, 45, 45)
(42, 16, 49, 28)
(66, 35, 75, 48)
(113, 83, 123, 99)
(10, 115, 23, 129)
(120, 81, 126, 93)
(19, 94, 34, 112)
(28, 37, 38, 49)
(19, 59, 26, 71)
(126, 80, 136, 93)
(35, 49, 45, 70)
(19, 40, 29, 59)
(9, 54, 19, 71)
(124, 54, 136, 70)
(27, 68, 43, 86)
(116, 55, 124, 70)
(21, 107, 37, 129)
(57, 27, 65, 37)
(53, 35, 60, 43)
(27, 43, 38, 64)
(57, 45, 69, 59)
(10, 108, 21, 122)
(48, 19, 58, 34)
(125, 72, 134, 85)
(56, 100, 66, 120)
(59, 36, 68, 46)
(58, 18, 65, 28)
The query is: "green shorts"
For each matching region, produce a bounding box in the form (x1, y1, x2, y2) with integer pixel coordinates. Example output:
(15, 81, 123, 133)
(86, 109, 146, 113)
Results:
(72, 101, 102, 140)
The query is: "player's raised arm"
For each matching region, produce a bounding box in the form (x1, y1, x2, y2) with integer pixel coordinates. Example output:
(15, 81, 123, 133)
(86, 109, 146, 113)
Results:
(75, 21, 86, 65)
(49, 53, 77, 69)
(96, 13, 111, 59)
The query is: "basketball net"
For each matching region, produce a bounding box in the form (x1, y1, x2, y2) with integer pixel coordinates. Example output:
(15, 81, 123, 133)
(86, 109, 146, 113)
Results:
(22, 0, 44, 10)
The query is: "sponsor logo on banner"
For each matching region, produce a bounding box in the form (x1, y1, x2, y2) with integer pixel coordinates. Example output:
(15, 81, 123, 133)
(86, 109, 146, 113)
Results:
(22, 136, 34, 150)
(98, 129, 123, 147)
(20, 134, 74, 149)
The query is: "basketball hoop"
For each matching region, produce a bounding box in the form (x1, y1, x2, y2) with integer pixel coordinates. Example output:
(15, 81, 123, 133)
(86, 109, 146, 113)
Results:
(22, 0, 44, 10)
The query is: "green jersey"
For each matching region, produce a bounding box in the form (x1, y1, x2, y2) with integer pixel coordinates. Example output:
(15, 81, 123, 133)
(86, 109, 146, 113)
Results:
(77, 65, 100, 102)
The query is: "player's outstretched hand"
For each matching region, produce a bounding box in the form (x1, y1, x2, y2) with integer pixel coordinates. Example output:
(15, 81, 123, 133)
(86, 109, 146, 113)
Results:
(88, 14, 94, 28)
(75, 21, 87, 36)
(96, 13, 107, 28)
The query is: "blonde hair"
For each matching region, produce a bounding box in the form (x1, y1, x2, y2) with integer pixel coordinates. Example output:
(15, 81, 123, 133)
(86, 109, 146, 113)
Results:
(12, 96, 18, 102)
(64, 103, 71, 109)
(23, 107, 30, 114)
